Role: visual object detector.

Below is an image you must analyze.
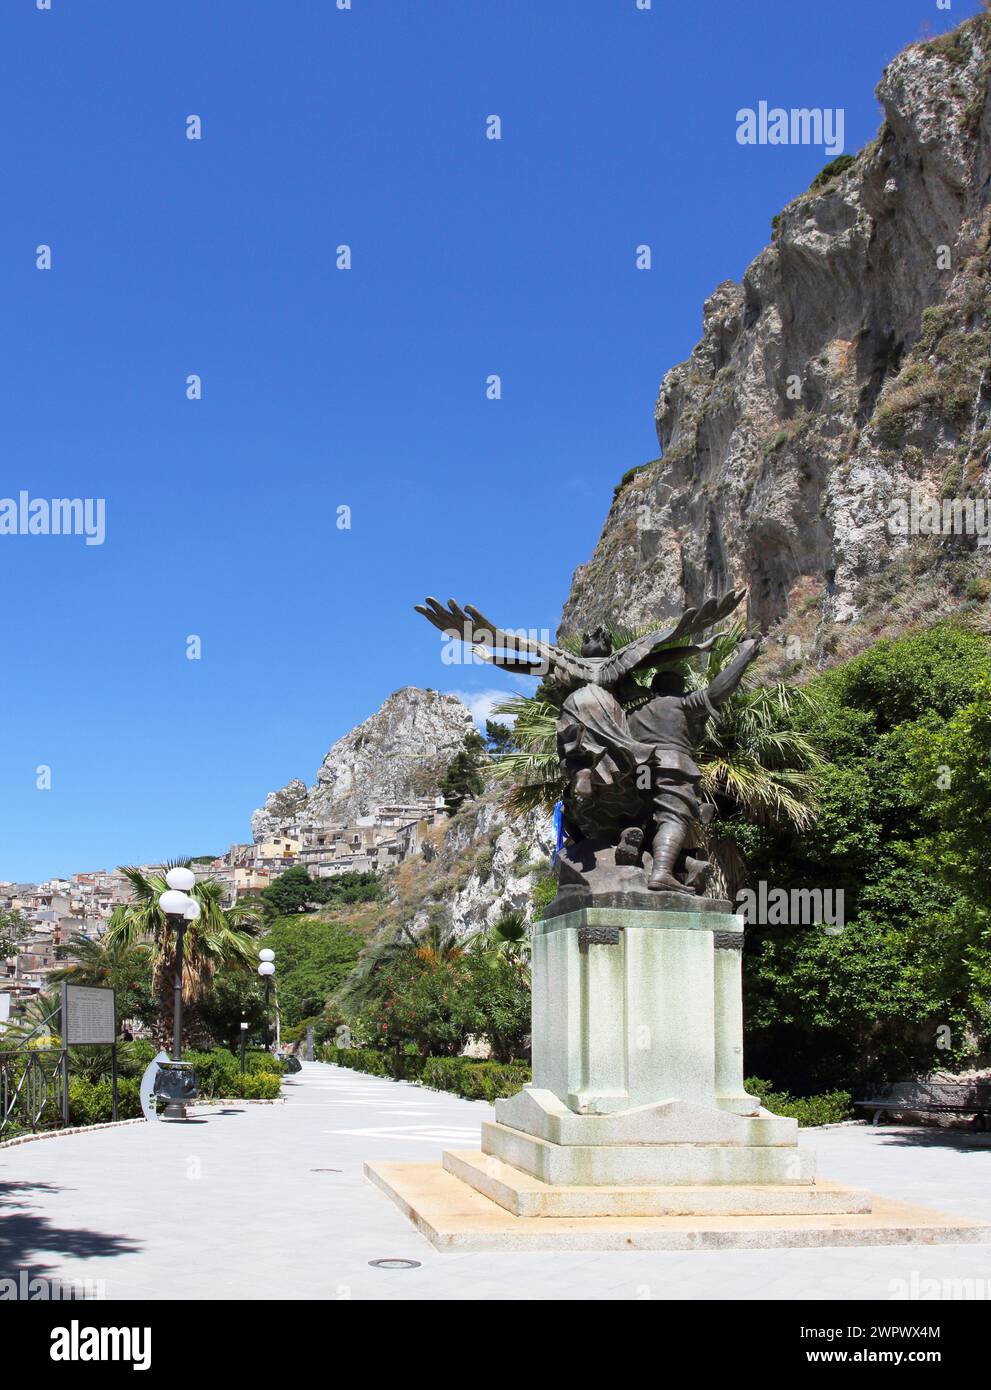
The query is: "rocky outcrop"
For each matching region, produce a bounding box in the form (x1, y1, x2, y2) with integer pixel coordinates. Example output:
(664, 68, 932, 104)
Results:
(250, 686, 554, 944)
(251, 687, 474, 839)
(324, 784, 555, 948)
(398, 790, 556, 940)
(561, 15, 991, 649)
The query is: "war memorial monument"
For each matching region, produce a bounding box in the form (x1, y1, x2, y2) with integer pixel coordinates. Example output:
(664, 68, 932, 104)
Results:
(366, 592, 991, 1250)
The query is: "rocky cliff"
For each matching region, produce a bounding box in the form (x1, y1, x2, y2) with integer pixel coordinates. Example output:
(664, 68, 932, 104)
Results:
(561, 14, 991, 660)
(251, 683, 555, 941)
(384, 789, 556, 940)
(251, 687, 474, 839)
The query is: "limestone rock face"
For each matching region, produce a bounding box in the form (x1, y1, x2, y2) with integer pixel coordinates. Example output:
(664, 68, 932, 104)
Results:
(405, 792, 555, 940)
(251, 687, 474, 840)
(560, 16, 991, 642)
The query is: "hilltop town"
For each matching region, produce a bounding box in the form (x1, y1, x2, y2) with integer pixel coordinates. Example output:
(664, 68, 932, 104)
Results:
(1, 685, 477, 1011)
(1, 793, 457, 1010)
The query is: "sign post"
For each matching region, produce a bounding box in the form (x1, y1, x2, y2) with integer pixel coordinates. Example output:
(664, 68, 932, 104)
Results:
(61, 983, 117, 1125)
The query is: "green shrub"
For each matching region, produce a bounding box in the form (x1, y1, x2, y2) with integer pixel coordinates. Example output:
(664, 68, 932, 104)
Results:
(245, 1050, 286, 1075)
(530, 872, 558, 921)
(114, 1040, 159, 1078)
(808, 153, 856, 192)
(177, 1048, 285, 1097)
(612, 462, 652, 501)
(183, 1048, 239, 1098)
(323, 1047, 427, 1081)
(322, 1047, 530, 1101)
(421, 1058, 530, 1101)
(474, 846, 497, 881)
(57, 1051, 285, 1124)
(741, 623, 991, 1093)
(67, 1075, 142, 1125)
(745, 1077, 853, 1127)
(237, 1072, 282, 1100)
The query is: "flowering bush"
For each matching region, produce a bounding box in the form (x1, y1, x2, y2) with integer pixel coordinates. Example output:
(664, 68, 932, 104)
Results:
(366, 949, 530, 1061)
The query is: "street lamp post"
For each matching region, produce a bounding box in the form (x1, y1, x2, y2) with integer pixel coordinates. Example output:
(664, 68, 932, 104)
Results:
(258, 949, 275, 1052)
(156, 867, 201, 1119)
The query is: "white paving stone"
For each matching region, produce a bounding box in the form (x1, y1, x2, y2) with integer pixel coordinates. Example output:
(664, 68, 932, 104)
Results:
(0, 1063, 988, 1300)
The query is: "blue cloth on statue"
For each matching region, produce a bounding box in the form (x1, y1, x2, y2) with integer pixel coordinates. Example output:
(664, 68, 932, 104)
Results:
(552, 800, 564, 864)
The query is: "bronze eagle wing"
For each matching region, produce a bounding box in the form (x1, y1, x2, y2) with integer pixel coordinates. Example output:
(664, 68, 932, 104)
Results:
(414, 597, 595, 691)
(597, 588, 749, 686)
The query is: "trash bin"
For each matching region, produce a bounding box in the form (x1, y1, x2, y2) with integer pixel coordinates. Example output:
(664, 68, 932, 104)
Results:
(153, 1062, 199, 1117)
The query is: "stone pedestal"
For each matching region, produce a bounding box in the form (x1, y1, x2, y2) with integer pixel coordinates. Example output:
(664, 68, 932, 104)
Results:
(366, 897, 991, 1248)
(478, 901, 819, 1205)
(527, 903, 758, 1117)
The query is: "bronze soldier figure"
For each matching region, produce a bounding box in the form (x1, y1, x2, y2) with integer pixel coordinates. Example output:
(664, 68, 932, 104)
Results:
(415, 589, 759, 896)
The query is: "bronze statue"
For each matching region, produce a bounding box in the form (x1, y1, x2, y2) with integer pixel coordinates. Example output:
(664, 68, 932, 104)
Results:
(415, 591, 760, 901)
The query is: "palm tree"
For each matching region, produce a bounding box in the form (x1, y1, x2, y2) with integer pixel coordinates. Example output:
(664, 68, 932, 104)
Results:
(0, 990, 61, 1048)
(104, 864, 260, 1049)
(334, 912, 466, 1013)
(473, 911, 532, 986)
(490, 622, 823, 896)
(333, 932, 411, 1013)
(48, 933, 152, 1031)
(404, 913, 465, 968)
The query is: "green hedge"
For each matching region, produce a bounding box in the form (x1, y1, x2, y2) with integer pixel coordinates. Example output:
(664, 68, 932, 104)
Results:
(236, 1072, 282, 1099)
(182, 1048, 285, 1098)
(421, 1057, 531, 1101)
(745, 1077, 853, 1127)
(63, 1062, 283, 1124)
(323, 1051, 848, 1116)
(67, 1076, 142, 1125)
(321, 1046, 530, 1100)
(318, 1047, 425, 1081)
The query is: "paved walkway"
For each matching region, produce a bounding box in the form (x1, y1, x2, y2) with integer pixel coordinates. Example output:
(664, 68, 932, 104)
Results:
(2, 1062, 989, 1300)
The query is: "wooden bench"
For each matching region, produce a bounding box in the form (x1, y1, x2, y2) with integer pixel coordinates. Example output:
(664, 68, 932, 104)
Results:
(856, 1081, 991, 1130)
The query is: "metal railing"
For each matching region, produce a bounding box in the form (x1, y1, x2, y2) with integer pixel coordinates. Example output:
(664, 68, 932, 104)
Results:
(0, 1047, 67, 1137)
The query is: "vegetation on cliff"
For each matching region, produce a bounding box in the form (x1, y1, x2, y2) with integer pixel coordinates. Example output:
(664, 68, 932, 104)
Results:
(738, 623, 991, 1091)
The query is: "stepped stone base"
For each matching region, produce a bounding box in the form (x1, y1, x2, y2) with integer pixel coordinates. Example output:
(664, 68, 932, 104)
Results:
(495, 1088, 796, 1146)
(482, 1121, 816, 1186)
(494, 1089, 795, 1145)
(366, 1159, 991, 1252)
(445, 1149, 870, 1218)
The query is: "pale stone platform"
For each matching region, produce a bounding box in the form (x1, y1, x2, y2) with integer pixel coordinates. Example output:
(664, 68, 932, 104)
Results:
(366, 1158, 991, 1252)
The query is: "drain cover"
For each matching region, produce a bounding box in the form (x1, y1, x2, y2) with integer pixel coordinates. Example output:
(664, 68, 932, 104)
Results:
(368, 1258, 421, 1270)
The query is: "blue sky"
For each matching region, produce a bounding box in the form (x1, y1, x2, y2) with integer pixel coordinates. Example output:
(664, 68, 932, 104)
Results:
(0, 0, 977, 881)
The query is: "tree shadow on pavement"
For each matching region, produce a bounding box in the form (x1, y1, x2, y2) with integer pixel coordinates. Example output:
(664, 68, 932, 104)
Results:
(0, 1179, 141, 1279)
(872, 1125, 991, 1154)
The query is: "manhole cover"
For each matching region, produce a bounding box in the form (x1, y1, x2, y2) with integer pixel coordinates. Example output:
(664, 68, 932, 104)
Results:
(368, 1258, 421, 1270)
